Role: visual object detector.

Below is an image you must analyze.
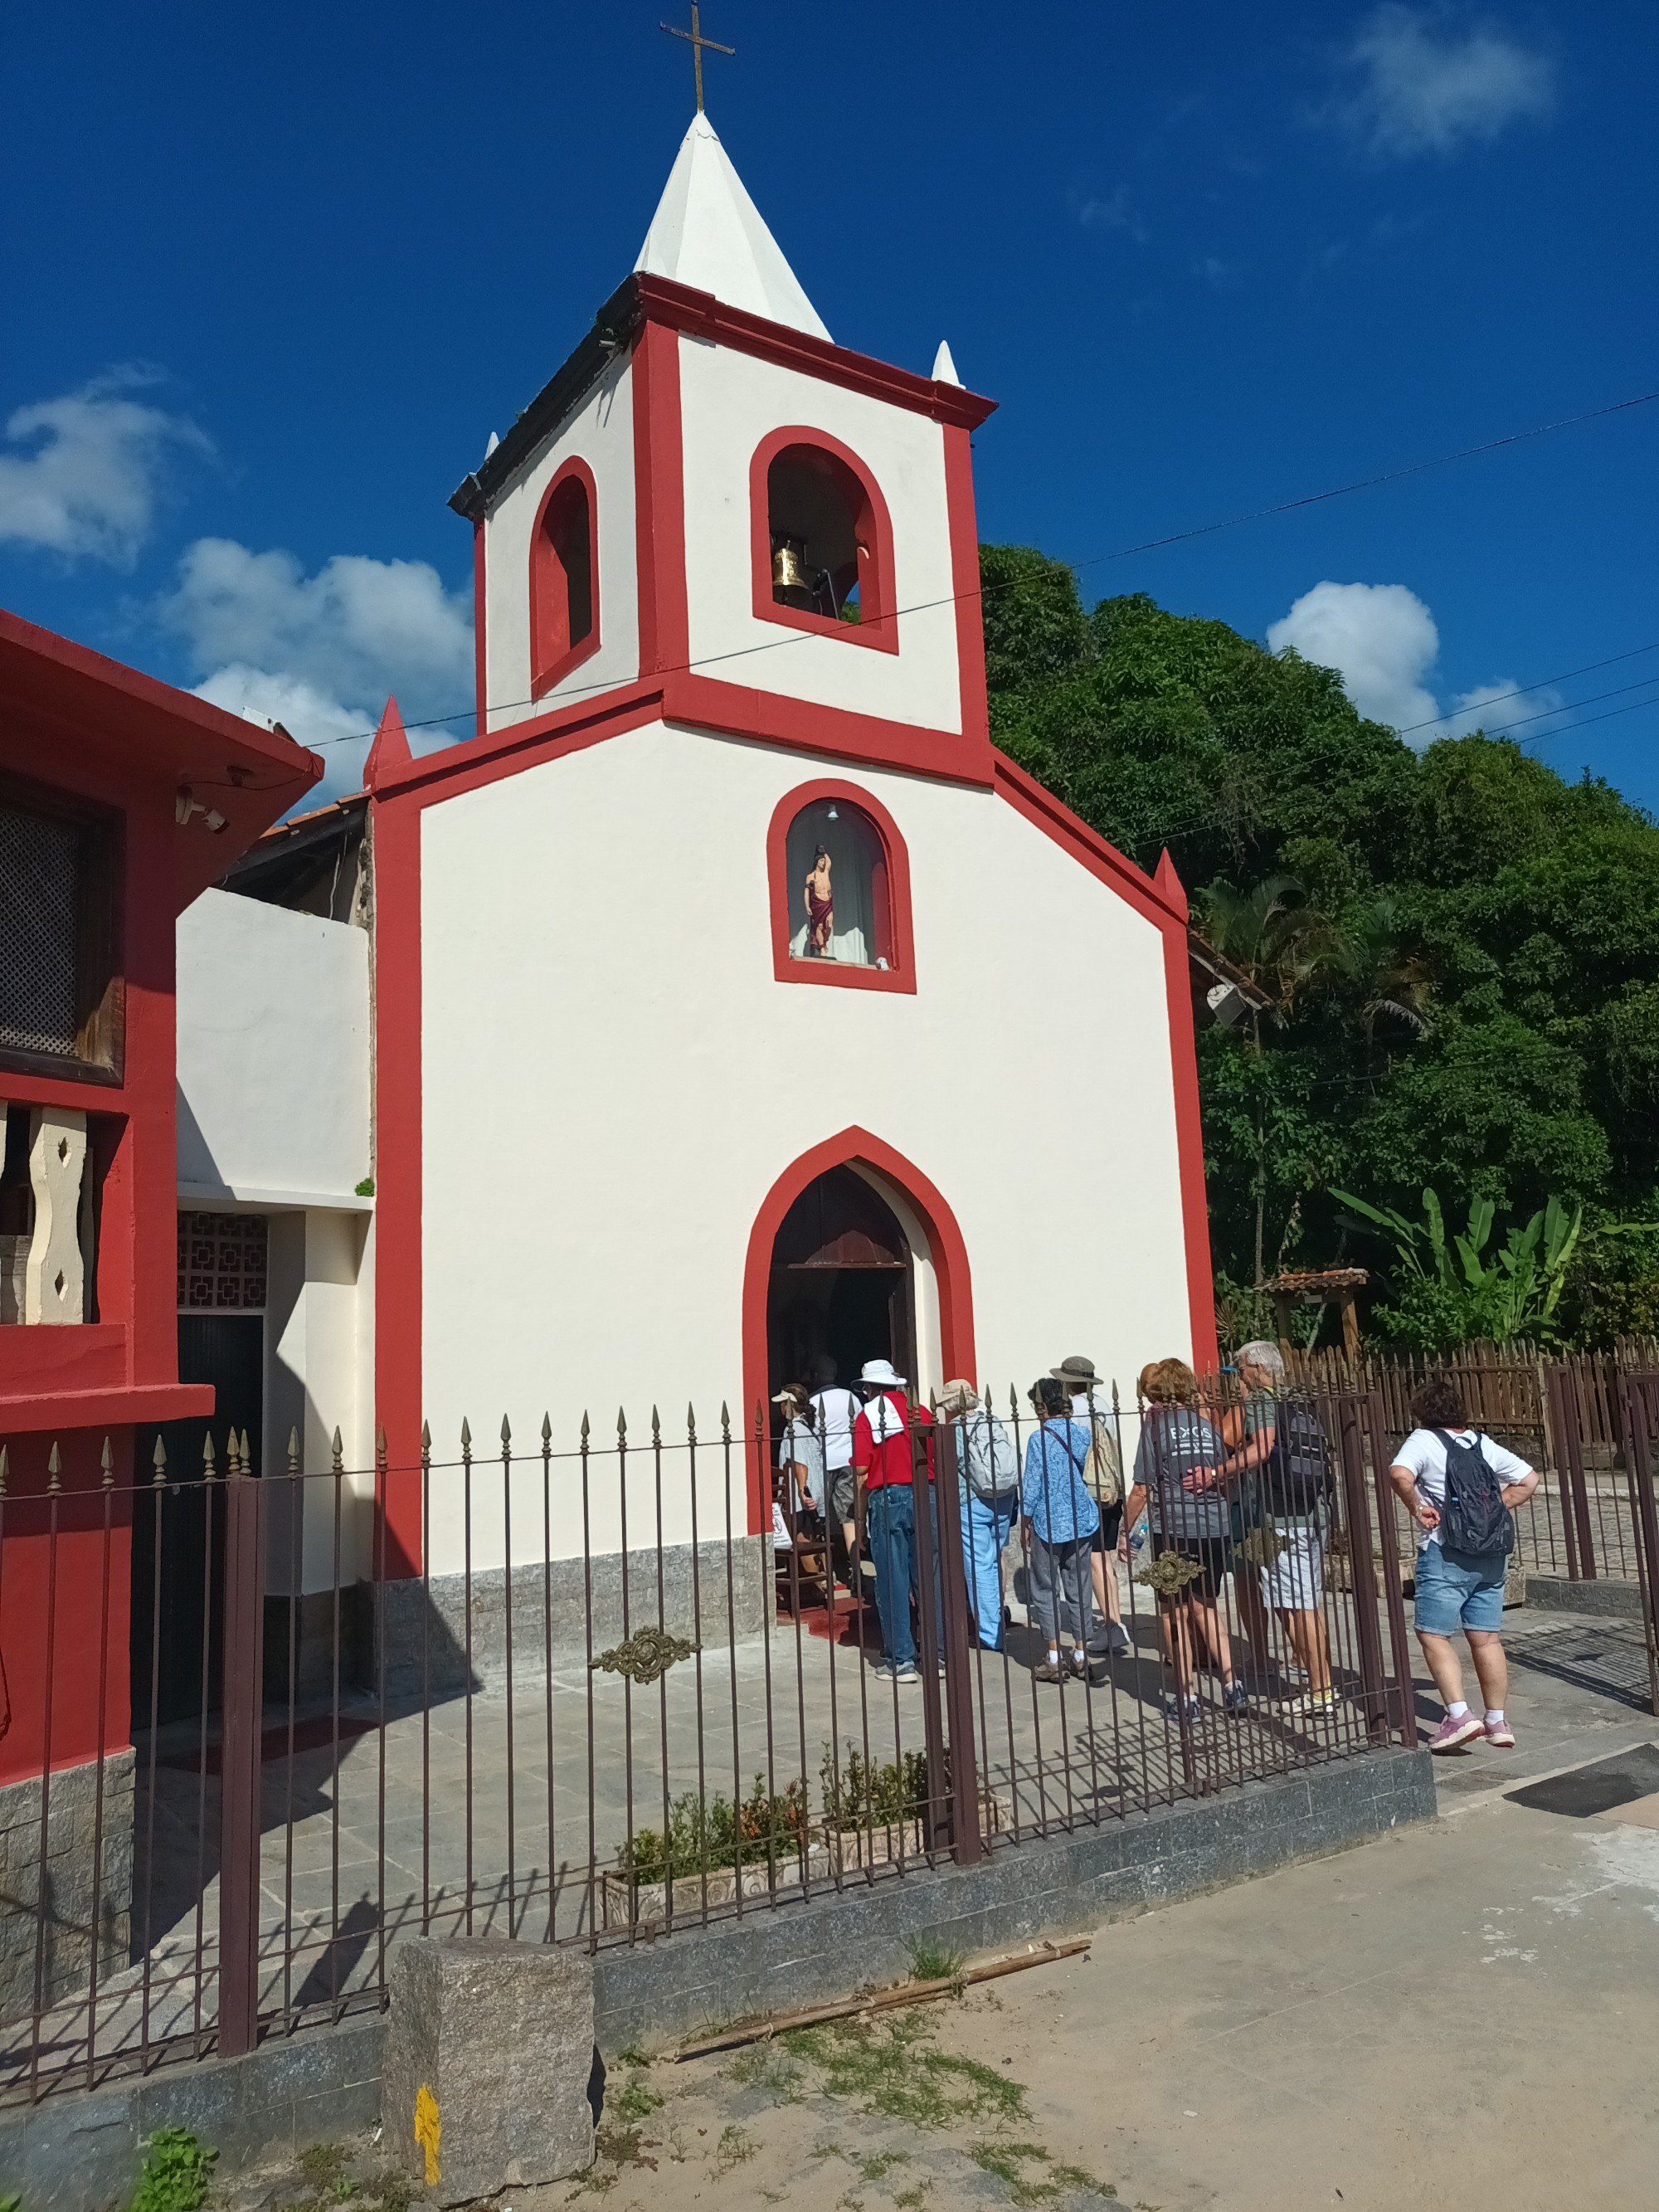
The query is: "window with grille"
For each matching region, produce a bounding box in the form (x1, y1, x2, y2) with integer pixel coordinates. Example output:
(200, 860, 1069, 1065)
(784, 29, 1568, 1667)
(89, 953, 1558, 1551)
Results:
(0, 777, 122, 1081)
(178, 1211, 269, 1310)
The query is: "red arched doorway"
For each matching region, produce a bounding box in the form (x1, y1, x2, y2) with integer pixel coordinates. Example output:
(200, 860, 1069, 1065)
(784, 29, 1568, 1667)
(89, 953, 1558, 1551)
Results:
(742, 1128, 975, 1530)
(766, 1166, 916, 1404)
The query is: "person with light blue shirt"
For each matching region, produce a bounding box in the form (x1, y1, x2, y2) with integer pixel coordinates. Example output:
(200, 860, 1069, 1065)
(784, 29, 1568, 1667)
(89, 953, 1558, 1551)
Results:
(1020, 1376, 1106, 1683)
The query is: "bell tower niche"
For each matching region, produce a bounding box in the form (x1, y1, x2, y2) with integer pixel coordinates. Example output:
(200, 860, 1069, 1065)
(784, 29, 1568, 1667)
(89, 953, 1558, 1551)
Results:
(450, 113, 997, 786)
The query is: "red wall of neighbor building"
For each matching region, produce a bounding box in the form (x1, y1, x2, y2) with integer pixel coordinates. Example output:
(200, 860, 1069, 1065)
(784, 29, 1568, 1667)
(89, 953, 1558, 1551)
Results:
(0, 612, 319, 1781)
(0, 1429, 134, 1786)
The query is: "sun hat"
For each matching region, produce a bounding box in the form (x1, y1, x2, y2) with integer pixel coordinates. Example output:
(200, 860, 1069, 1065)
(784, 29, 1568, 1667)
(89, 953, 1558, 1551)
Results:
(859, 1357, 906, 1389)
(936, 1378, 980, 1416)
(1050, 1354, 1104, 1391)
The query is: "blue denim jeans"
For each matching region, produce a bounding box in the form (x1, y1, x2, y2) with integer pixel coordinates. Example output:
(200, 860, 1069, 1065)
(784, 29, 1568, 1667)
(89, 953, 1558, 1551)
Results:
(867, 1484, 942, 1668)
(961, 1481, 1015, 1649)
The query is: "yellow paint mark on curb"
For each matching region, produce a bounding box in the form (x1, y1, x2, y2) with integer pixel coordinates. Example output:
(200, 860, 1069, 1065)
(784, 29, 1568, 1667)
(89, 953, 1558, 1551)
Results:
(415, 2082, 441, 2185)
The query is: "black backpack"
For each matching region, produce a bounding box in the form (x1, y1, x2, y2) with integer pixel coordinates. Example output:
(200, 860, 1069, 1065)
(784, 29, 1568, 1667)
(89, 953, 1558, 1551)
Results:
(1435, 1430, 1515, 1557)
(1263, 1397, 1335, 1516)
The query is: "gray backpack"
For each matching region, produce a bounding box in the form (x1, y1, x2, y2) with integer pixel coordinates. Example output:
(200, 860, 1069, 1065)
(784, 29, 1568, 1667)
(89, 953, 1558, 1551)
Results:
(959, 1408, 1019, 1500)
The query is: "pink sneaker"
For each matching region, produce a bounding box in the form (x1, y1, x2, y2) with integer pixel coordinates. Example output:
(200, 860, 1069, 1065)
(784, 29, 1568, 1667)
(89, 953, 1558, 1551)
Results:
(1484, 1716, 1515, 1748)
(1428, 1711, 1484, 1753)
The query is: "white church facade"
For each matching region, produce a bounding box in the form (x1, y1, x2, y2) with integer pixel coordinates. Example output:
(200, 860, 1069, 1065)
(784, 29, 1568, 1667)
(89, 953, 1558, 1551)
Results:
(176, 115, 1214, 1587)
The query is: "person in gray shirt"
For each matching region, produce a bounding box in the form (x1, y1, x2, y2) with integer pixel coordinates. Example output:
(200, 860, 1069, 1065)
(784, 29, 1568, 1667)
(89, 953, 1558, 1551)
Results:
(1121, 1357, 1245, 1720)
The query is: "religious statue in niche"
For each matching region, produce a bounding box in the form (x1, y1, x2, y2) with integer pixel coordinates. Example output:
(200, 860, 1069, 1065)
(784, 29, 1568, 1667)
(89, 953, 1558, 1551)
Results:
(804, 845, 834, 956)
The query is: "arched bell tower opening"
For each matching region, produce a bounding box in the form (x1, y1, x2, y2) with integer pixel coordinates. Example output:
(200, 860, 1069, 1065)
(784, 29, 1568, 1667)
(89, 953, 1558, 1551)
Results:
(766, 1165, 915, 1399)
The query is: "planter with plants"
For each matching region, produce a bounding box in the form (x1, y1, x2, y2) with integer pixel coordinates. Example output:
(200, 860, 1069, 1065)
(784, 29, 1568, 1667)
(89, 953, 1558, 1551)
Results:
(601, 1773, 825, 1927)
(816, 1742, 1004, 1873)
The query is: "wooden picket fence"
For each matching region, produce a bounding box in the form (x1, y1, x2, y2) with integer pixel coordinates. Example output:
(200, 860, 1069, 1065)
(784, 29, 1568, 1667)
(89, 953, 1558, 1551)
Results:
(1278, 1337, 1659, 1586)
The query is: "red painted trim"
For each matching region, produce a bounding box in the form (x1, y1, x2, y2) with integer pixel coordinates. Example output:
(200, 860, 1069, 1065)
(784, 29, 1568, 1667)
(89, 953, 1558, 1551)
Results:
(766, 778, 915, 995)
(472, 516, 488, 736)
(372, 668, 996, 806)
(992, 756, 1214, 1370)
(632, 321, 688, 676)
(741, 1128, 976, 1531)
(747, 426, 898, 655)
(669, 674, 992, 786)
(0, 1382, 212, 1431)
(943, 423, 991, 753)
(634, 275, 997, 433)
(371, 792, 424, 1576)
(1160, 895, 1219, 1374)
(528, 456, 602, 698)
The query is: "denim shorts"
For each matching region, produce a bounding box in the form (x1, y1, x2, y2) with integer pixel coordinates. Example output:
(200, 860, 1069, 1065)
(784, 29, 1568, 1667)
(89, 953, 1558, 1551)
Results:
(1414, 1541, 1507, 1634)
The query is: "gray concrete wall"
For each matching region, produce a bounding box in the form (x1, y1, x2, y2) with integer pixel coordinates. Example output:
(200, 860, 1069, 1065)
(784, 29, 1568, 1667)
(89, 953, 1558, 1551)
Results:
(0, 1752, 133, 2029)
(0, 1747, 1432, 2207)
(1525, 1574, 1644, 1620)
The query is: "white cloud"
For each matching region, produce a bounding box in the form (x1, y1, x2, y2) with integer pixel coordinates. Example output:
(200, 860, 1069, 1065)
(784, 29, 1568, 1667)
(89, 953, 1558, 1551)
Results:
(1333, 5, 1554, 159)
(160, 537, 474, 800)
(0, 373, 211, 567)
(1268, 581, 1441, 734)
(1437, 678, 1564, 741)
(1268, 582, 1559, 751)
(1078, 186, 1146, 241)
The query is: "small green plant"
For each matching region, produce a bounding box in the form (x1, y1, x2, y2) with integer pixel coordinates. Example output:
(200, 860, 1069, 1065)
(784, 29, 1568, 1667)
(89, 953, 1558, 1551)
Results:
(2, 2191, 22, 2212)
(618, 1772, 809, 1883)
(903, 1936, 966, 1983)
(354, 1176, 375, 1197)
(968, 2141, 1112, 2207)
(608, 2072, 663, 2123)
(130, 2128, 216, 2212)
(714, 2124, 757, 2171)
(297, 2144, 348, 2190)
(819, 1742, 944, 1829)
(784, 2010, 1025, 2131)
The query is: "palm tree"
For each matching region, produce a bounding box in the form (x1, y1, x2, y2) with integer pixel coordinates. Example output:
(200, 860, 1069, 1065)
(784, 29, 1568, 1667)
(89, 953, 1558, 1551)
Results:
(1191, 875, 1346, 1285)
(1340, 894, 1433, 1076)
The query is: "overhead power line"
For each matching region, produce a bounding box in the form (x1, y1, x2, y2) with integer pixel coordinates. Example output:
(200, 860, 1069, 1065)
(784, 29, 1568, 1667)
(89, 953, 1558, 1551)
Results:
(290, 380, 1659, 752)
(1396, 639, 1659, 734)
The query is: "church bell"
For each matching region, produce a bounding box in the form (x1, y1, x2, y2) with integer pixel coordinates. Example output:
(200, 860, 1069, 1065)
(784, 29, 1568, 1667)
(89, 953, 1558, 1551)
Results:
(771, 538, 810, 596)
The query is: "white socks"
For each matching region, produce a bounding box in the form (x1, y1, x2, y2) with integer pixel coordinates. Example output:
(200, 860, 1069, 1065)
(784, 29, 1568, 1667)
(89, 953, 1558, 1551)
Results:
(1485, 1709, 1505, 1726)
(1447, 1700, 1470, 1719)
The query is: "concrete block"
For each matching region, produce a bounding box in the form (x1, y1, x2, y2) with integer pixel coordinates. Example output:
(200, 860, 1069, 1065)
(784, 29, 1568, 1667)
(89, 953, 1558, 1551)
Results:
(0, 2083, 136, 2212)
(382, 1937, 596, 2206)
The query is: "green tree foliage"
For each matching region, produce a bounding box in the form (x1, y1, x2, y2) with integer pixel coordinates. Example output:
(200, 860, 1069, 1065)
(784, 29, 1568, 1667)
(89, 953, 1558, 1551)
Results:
(981, 547, 1659, 1342)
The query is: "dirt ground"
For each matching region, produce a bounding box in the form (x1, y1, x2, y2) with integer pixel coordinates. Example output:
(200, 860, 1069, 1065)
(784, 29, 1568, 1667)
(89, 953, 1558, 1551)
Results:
(225, 1614, 1659, 2212)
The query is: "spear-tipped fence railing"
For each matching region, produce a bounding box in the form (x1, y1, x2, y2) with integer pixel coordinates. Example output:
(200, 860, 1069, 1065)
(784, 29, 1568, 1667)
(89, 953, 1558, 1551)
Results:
(9, 1362, 1618, 2107)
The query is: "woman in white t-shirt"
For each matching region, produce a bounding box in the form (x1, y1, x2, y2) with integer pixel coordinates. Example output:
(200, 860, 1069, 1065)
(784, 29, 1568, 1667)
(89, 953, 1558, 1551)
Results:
(1387, 1376, 1538, 1756)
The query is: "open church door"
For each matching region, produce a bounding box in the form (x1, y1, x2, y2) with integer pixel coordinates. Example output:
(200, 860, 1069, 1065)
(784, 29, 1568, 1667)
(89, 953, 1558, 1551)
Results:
(766, 1166, 917, 1398)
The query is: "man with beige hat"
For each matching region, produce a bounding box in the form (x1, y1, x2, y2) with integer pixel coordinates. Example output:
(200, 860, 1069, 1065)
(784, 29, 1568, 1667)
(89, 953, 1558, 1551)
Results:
(937, 1378, 1019, 1650)
(1052, 1355, 1133, 1657)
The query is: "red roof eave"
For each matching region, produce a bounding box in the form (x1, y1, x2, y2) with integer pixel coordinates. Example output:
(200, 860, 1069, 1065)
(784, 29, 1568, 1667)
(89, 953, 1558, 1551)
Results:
(0, 607, 323, 909)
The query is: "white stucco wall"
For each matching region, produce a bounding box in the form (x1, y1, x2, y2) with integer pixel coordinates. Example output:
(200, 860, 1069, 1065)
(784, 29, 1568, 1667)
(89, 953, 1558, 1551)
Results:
(265, 1209, 377, 1593)
(177, 889, 372, 1206)
(678, 341, 962, 732)
(417, 722, 1195, 1569)
(483, 353, 639, 729)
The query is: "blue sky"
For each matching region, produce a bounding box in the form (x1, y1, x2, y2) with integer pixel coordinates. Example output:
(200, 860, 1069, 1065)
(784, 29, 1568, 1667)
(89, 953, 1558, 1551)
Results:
(4, 2, 1657, 812)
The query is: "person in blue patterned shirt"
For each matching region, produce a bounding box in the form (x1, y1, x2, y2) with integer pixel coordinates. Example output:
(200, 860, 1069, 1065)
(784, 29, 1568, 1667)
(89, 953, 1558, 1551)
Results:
(1020, 1376, 1106, 1683)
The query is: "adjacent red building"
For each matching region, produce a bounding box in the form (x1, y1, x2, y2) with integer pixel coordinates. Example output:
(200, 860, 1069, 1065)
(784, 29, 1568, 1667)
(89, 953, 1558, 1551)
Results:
(0, 608, 318, 2017)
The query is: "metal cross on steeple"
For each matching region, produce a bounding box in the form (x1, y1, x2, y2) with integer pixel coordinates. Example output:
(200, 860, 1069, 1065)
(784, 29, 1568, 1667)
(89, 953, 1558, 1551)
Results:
(659, 3, 734, 114)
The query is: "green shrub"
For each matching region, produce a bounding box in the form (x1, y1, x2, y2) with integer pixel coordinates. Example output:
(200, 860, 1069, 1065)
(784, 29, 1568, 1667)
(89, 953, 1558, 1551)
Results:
(617, 1771, 808, 1883)
(819, 1742, 943, 1830)
(131, 2129, 215, 2212)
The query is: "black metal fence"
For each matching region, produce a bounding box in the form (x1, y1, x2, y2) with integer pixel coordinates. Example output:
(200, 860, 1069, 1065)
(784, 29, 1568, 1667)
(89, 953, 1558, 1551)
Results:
(0, 1376, 1462, 2106)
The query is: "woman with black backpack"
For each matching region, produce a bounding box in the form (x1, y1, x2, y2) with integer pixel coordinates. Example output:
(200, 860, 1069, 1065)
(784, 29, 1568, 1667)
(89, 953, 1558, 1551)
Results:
(1388, 1375, 1539, 1752)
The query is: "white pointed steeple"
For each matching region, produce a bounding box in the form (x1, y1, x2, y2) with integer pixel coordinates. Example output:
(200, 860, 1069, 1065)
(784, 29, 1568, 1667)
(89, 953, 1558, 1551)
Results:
(635, 113, 830, 341)
(932, 340, 961, 386)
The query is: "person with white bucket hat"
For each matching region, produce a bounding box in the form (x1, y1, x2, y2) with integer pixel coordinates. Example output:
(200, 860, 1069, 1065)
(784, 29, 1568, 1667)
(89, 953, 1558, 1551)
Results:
(851, 1358, 938, 1682)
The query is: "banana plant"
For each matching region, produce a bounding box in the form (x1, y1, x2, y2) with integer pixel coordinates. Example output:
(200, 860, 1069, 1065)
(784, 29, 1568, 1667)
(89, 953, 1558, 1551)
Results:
(1332, 1185, 1584, 1345)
